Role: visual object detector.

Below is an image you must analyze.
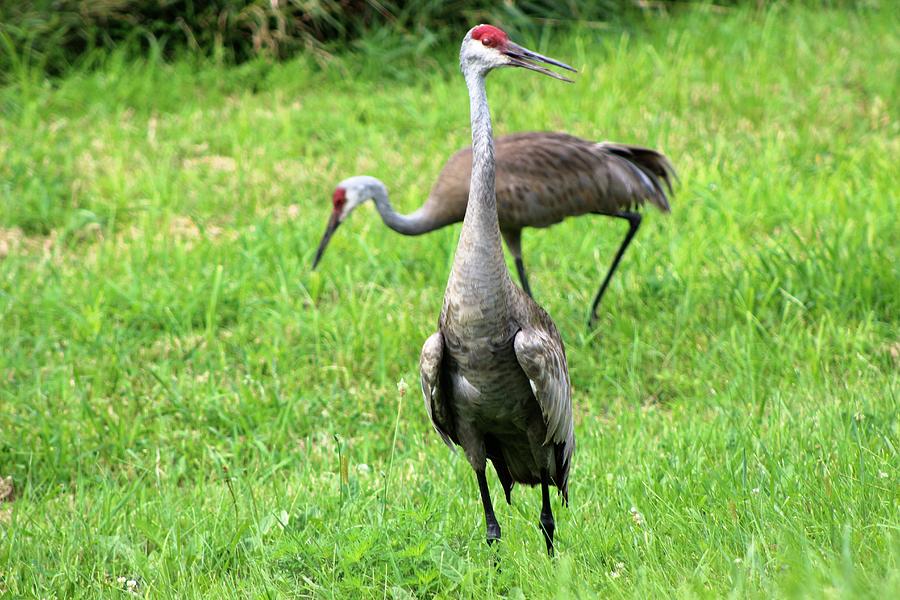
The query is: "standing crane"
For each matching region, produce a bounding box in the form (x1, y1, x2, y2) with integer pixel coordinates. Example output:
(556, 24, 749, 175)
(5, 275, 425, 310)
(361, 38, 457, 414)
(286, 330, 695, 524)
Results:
(313, 133, 674, 325)
(419, 24, 576, 554)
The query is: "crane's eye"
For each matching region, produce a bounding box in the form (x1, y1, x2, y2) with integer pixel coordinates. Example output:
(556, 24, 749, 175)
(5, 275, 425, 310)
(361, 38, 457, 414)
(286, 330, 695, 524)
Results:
(481, 37, 496, 48)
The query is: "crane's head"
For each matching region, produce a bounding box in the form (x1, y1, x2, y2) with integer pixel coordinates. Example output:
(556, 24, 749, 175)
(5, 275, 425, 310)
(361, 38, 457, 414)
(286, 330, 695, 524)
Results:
(312, 176, 385, 269)
(460, 24, 576, 82)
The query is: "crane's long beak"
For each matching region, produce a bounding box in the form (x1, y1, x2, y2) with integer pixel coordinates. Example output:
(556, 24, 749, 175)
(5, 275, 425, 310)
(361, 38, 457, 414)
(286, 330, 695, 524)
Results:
(312, 211, 340, 269)
(503, 42, 577, 82)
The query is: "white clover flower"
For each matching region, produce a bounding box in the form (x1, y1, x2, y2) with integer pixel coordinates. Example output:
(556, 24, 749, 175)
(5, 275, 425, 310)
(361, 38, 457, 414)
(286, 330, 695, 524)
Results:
(629, 506, 644, 526)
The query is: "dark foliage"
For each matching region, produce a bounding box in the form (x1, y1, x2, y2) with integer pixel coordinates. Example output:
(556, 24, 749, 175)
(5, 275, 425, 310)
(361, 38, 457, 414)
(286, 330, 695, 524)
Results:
(0, 1, 868, 80)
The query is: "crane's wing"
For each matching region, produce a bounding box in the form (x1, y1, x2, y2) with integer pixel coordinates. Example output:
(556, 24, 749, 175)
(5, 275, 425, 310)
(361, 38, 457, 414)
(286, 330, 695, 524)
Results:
(513, 323, 575, 500)
(419, 332, 455, 450)
(513, 326, 573, 447)
(492, 132, 676, 225)
(424, 132, 675, 230)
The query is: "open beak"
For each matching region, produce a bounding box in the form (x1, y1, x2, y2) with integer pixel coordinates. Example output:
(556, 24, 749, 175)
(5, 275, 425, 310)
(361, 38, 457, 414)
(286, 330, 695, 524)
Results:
(503, 42, 577, 82)
(312, 211, 340, 269)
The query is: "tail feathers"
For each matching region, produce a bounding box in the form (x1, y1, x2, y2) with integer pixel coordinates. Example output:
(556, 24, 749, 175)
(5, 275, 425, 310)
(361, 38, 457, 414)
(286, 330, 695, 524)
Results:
(599, 142, 676, 213)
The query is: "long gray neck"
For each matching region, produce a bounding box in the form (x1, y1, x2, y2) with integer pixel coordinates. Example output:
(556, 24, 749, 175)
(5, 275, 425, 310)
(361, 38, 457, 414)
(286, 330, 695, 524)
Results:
(370, 184, 443, 236)
(462, 71, 501, 238)
(442, 69, 512, 327)
(452, 71, 508, 273)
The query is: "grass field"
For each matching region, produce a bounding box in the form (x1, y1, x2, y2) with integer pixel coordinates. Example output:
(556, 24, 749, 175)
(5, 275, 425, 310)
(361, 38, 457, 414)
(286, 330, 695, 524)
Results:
(1, 3, 898, 598)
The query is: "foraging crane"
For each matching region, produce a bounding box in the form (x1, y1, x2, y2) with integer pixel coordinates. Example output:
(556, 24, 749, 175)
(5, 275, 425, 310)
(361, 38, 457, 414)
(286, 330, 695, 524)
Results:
(419, 24, 576, 554)
(313, 133, 674, 325)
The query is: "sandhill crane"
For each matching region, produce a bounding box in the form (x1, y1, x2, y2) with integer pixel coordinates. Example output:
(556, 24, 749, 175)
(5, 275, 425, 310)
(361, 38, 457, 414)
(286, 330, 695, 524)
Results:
(313, 133, 674, 325)
(419, 24, 576, 554)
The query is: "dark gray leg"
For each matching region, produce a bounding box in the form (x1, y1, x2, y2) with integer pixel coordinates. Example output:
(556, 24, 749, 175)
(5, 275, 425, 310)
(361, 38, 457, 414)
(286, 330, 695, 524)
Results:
(502, 230, 532, 297)
(539, 469, 555, 555)
(515, 257, 532, 298)
(477, 470, 501, 545)
(589, 211, 642, 326)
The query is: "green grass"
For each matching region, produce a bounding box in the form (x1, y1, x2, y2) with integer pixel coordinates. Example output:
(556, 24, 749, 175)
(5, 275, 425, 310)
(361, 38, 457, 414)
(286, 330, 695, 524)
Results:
(1, 3, 898, 598)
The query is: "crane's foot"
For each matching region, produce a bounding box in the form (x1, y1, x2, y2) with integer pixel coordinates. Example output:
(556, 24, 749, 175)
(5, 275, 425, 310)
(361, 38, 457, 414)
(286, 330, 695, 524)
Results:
(487, 525, 503, 571)
(484, 486, 502, 569)
(477, 469, 502, 547)
(540, 516, 555, 556)
(487, 523, 501, 545)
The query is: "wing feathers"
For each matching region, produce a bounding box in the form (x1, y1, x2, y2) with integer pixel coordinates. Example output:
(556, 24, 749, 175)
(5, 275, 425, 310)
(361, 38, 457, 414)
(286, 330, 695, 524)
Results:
(428, 132, 676, 226)
(513, 328, 573, 448)
(419, 332, 455, 450)
(514, 325, 575, 499)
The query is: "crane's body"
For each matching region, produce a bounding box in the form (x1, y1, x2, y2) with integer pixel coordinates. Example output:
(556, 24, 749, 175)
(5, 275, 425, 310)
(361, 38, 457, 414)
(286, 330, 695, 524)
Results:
(314, 132, 675, 324)
(419, 24, 575, 554)
(422, 132, 671, 230)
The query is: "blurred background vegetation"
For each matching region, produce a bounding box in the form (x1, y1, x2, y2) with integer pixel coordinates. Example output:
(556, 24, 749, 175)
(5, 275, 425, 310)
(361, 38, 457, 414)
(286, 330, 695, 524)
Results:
(0, 0, 875, 81)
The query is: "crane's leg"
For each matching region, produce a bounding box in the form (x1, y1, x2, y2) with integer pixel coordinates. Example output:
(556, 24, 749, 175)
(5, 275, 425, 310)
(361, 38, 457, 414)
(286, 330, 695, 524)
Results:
(539, 469, 555, 556)
(476, 469, 502, 545)
(515, 258, 532, 298)
(589, 211, 642, 326)
(502, 230, 532, 298)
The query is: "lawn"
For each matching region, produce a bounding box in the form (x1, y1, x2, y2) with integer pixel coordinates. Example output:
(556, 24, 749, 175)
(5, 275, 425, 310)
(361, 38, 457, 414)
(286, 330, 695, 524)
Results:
(1, 3, 898, 598)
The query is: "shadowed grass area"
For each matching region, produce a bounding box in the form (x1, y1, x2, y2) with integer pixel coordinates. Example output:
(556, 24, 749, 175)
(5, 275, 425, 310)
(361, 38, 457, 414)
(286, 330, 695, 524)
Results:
(1, 3, 898, 598)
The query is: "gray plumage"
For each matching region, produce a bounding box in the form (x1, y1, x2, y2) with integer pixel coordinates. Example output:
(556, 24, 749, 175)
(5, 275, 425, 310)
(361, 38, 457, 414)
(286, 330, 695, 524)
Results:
(418, 24, 577, 554)
(313, 132, 675, 323)
(425, 132, 673, 230)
